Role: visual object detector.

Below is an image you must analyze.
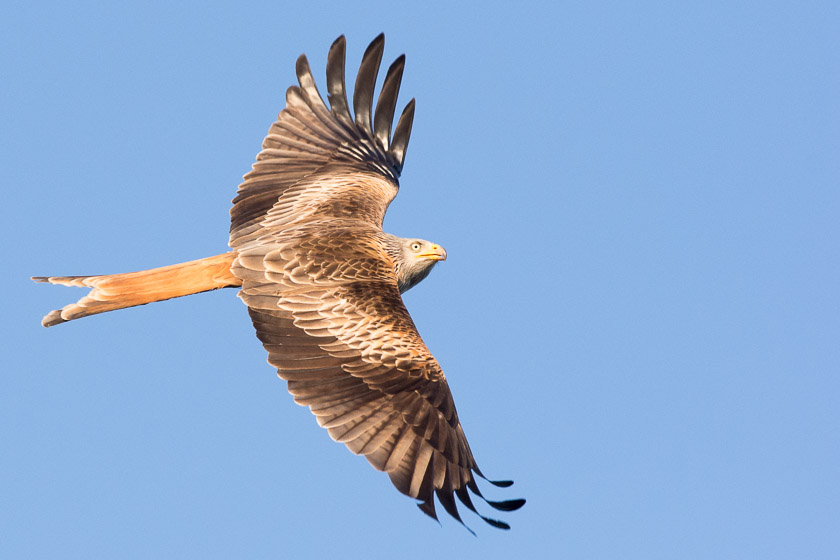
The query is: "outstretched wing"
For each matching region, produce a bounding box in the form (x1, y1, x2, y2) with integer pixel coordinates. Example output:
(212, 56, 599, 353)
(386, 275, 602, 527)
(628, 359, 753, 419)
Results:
(230, 35, 524, 529)
(234, 227, 524, 530)
(230, 34, 415, 249)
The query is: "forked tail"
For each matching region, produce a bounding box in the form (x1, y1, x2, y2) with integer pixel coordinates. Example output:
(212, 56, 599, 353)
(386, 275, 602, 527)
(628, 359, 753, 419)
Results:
(33, 252, 241, 327)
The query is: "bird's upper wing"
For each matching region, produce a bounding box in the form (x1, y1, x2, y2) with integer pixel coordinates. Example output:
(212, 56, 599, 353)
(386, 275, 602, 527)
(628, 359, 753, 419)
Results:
(230, 34, 414, 249)
(229, 35, 524, 530)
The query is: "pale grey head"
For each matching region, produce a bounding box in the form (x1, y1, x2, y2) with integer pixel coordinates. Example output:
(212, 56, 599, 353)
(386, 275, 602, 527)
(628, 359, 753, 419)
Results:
(382, 234, 447, 294)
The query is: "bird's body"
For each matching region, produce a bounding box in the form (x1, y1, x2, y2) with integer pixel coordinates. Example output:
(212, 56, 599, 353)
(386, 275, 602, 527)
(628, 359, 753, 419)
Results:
(34, 35, 523, 531)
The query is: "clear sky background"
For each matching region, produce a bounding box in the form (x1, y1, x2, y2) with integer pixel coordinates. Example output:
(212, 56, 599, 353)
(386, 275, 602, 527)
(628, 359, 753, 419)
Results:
(2, 1, 838, 558)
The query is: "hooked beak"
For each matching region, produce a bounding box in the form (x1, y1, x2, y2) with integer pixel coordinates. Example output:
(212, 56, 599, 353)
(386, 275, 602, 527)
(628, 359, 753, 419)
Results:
(418, 244, 447, 262)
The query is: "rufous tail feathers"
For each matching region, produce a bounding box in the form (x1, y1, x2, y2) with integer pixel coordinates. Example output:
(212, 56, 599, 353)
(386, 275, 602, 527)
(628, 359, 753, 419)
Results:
(33, 252, 241, 327)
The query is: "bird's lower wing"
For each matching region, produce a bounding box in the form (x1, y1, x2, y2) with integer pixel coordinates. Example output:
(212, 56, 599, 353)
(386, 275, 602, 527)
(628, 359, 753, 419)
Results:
(232, 230, 524, 530)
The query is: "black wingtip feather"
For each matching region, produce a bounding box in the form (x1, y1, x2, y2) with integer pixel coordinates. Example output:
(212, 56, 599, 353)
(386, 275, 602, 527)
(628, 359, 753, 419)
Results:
(486, 498, 526, 512)
(455, 487, 479, 513)
(481, 517, 512, 530)
(436, 489, 476, 536)
(389, 98, 414, 171)
(353, 34, 385, 137)
(474, 465, 515, 488)
(435, 489, 463, 523)
(373, 54, 405, 151)
(326, 36, 352, 125)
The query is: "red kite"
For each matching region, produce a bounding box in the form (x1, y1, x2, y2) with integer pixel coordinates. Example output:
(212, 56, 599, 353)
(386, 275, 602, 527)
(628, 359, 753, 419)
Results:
(34, 35, 524, 531)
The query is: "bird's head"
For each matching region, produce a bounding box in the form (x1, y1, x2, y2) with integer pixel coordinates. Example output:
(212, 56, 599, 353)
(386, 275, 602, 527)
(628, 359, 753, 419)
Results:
(386, 236, 447, 294)
(407, 238, 447, 263)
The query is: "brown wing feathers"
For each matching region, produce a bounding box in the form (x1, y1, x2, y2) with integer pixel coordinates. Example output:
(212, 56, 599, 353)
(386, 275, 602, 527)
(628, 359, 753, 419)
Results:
(243, 271, 523, 531)
(229, 36, 523, 530)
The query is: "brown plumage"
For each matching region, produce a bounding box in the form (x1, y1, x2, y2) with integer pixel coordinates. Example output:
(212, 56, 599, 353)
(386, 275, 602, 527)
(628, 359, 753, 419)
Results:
(33, 34, 524, 531)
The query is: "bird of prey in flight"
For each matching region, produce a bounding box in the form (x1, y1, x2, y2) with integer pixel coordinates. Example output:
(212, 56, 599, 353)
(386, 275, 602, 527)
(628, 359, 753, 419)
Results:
(34, 35, 524, 531)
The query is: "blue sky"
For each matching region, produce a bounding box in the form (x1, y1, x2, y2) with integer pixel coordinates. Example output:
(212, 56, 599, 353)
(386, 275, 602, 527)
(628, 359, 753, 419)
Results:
(2, 1, 838, 558)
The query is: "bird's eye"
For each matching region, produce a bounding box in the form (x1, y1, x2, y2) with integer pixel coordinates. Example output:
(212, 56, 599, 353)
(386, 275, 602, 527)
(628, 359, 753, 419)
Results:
(411, 242, 421, 252)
